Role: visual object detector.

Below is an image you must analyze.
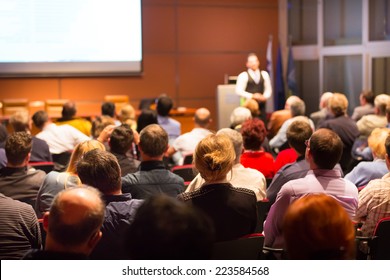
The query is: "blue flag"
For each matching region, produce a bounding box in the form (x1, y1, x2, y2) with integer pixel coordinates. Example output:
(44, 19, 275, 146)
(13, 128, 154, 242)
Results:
(287, 46, 297, 97)
(274, 44, 285, 110)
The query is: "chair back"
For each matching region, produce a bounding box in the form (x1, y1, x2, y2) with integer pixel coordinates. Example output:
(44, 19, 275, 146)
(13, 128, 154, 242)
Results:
(211, 234, 264, 260)
(182, 153, 193, 165)
(255, 199, 271, 233)
(45, 99, 69, 118)
(171, 164, 197, 184)
(29, 161, 55, 173)
(371, 216, 390, 259)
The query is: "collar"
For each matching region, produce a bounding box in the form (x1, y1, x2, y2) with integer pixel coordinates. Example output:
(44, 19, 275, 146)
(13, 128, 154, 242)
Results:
(0, 166, 28, 176)
(102, 193, 132, 205)
(139, 160, 166, 171)
(310, 168, 343, 178)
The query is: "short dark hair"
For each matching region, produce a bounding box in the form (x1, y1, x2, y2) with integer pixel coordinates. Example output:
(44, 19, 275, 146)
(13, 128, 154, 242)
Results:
(62, 102, 77, 119)
(361, 90, 375, 105)
(136, 109, 158, 133)
(5, 132, 32, 165)
(77, 149, 121, 194)
(109, 124, 134, 154)
(48, 186, 105, 247)
(287, 120, 313, 155)
(125, 195, 215, 259)
(156, 96, 173, 117)
(309, 129, 343, 169)
(101, 102, 116, 117)
(139, 124, 168, 157)
(32, 110, 49, 130)
(240, 118, 267, 150)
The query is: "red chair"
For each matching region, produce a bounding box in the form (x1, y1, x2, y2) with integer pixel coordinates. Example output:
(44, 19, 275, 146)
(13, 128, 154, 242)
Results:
(29, 161, 55, 173)
(171, 164, 197, 185)
(356, 216, 390, 259)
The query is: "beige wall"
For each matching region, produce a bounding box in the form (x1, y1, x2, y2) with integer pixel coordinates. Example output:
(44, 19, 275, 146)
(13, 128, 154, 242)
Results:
(0, 0, 278, 130)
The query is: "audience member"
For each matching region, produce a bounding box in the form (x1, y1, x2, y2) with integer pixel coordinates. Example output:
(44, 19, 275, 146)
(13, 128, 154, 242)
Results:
(9, 110, 52, 163)
(156, 95, 181, 142)
(357, 94, 390, 137)
(267, 120, 313, 205)
(118, 104, 137, 130)
(243, 98, 261, 119)
(351, 90, 375, 122)
(32, 110, 90, 170)
(283, 194, 355, 260)
(24, 187, 105, 259)
(101, 101, 120, 126)
(167, 107, 212, 165)
(229, 106, 252, 131)
(178, 133, 257, 242)
(240, 118, 275, 178)
(0, 132, 45, 207)
(91, 115, 115, 141)
(267, 95, 300, 139)
(264, 128, 358, 249)
(0, 123, 8, 148)
(345, 128, 390, 188)
(310, 91, 333, 128)
(136, 109, 158, 133)
(125, 195, 215, 260)
(122, 124, 184, 199)
(55, 101, 92, 136)
(77, 149, 143, 259)
(35, 140, 105, 217)
(318, 93, 360, 173)
(269, 97, 314, 151)
(109, 124, 140, 175)
(0, 194, 42, 259)
(186, 128, 266, 201)
(356, 134, 390, 238)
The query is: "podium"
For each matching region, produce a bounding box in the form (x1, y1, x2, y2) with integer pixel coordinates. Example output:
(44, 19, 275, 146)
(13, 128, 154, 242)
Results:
(216, 85, 241, 130)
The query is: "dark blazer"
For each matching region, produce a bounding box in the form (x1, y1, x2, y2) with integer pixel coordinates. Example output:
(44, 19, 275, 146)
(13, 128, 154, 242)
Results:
(178, 183, 257, 242)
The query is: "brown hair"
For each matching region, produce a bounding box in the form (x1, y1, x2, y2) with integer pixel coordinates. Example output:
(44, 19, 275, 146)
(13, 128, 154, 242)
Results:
(308, 128, 343, 169)
(194, 134, 235, 182)
(5, 131, 32, 165)
(139, 124, 168, 157)
(287, 120, 313, 155)
(240, 118, 267, 150)
(283, 194, 355, 259)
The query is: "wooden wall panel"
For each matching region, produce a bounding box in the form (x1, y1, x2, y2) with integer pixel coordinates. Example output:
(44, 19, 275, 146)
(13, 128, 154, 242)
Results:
(0, 1, 278, 130)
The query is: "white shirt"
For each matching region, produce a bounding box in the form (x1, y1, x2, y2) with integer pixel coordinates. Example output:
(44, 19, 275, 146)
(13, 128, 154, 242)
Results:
(36, 123, 89, 154)
(172, 128, 211, 165)
(186, 163, 266, 201)
(235, 69, 272, 100)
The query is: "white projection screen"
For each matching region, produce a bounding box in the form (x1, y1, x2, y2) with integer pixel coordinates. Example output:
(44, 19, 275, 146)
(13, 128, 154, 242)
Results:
(0, 0, 143, 77)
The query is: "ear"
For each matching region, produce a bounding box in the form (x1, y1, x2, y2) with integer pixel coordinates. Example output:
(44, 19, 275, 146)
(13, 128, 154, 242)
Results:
(43, 212, 50, 233)
(164, 144, 169, 154)
(88, 230, 102, 250)
(25, 152, 31, 165)
(386, 154, 390, 170)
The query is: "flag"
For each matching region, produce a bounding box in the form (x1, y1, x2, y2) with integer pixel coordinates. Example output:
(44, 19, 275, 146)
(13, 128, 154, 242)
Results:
(287, 46, 297, 97)
(266, 35, 274, 113)
(274, 44, 285, 110)
(266, 35, 273, 85)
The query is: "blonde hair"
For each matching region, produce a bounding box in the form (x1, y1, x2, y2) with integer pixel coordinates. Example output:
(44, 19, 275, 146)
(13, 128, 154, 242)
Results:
(194, 134, 235, 182)
(368, 128, 390, 159)
(328, 93, 348, 117)
(66, 140, 106, 174)
(119, 104, 137, 130)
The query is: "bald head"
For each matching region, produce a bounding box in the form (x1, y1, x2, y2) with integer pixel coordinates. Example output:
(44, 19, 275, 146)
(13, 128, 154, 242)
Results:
(45, 186, 105, 254)
(194, 108, 211, 128)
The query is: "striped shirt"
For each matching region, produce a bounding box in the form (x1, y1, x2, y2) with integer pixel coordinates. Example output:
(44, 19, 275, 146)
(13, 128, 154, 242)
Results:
(356, 173, 390, 236)
(0, 194, 42, 259)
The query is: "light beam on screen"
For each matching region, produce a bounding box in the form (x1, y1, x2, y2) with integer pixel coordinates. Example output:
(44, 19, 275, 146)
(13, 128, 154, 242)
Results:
(0, 0, 143, 76)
